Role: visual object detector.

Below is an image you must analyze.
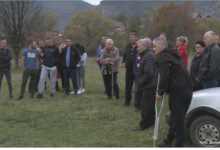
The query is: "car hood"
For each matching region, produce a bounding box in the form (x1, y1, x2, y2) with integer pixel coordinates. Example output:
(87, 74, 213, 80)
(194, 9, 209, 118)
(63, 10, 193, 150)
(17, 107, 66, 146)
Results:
(187, 87, 220, 113)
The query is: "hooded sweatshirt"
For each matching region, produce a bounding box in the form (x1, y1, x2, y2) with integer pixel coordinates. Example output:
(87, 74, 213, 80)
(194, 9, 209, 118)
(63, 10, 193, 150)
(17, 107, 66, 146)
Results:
(156, 48, 193, 95)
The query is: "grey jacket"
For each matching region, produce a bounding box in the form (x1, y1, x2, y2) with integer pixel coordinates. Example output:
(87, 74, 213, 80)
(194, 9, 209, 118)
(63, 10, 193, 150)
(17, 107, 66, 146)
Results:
(198, 43, 220, 81)
(138, 49, 159, 90)
(100, 46, 120, 73)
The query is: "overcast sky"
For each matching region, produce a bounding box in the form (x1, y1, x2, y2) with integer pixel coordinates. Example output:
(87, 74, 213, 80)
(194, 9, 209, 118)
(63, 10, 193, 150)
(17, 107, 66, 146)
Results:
(83, 0, 102, 5)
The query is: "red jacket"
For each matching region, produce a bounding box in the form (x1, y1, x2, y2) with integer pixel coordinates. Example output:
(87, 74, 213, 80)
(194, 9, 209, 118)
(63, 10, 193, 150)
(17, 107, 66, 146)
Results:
(173, 44, 188, 67)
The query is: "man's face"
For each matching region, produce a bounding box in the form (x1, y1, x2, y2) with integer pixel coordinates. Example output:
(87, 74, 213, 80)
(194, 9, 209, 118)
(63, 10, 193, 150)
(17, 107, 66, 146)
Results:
(204, 33, 214, 46)
(46, 40, 52, 46)
(216, 36, 220, 44)
(39, 41, 45, 47)
(153, 41, 164, 55)
(137, 42, 147, 53)
(102, 36, 107, 44)
(130, 35, 138, 44)
(106, 41, 113, 50)
(160, 34, 167, 39)
(66, 39, 72, 47)
(0, 40, 6, 49)
(31, 41, 37, 49)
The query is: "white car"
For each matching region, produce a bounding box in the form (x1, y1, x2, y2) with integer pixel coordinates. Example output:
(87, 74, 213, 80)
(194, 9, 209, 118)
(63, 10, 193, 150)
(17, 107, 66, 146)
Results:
(166, 87, 220, 147)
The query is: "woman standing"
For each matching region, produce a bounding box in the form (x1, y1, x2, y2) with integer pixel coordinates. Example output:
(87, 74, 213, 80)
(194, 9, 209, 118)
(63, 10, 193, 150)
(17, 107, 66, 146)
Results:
(190, 41, 205, 92)
(174, 36, 188, 67)
(78, 45, 87, 93)
(58, 43, 66, 90)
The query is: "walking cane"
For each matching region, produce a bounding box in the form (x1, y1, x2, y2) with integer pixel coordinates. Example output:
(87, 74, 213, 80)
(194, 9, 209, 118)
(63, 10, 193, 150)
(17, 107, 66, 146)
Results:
(153, 74, 165, 147)
(111, 65, 114, 101)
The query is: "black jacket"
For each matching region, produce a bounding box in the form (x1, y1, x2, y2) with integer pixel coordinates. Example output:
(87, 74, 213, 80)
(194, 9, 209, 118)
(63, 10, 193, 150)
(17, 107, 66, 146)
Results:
(60, 45, 81, 69)
(138, 49, 159, 90)
(42, 45, 60, 67)
(122, 43, 138, 71)
(156, 48, 193, 95)
(198, 43, 220, 81)
(190, 53, 203, 87)
(0, 47, 12, 68)
(168, 42, 173, 49)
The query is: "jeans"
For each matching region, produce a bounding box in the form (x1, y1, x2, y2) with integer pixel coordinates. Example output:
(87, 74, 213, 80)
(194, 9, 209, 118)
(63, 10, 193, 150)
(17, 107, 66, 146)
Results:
(202, 77, 218, 89)
(78, 66, 86, 89)
(76, 67, 80, 90)
(0, 67, 13, 97)
(64, 68, 77, 95)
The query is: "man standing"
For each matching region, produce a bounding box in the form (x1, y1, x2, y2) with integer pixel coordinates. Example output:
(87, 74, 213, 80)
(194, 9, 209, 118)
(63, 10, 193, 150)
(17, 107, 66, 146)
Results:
(160, 32, 173, 49)
(0, 39, 13, 99)
(122, 31, 138, 106)
(16, 40, 39, 100)
(197, 31, 220, 89)
(60, 38, 81, 97)
(153, 37, 193, 147)
(97, 35, 108, 95)
(37, 37, 60, 98)
(132, 39, 158, 130)
(100, 39, 120, 100)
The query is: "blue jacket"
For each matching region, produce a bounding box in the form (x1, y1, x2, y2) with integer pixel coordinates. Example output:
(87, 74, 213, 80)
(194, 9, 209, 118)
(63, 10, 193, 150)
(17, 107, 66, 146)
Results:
(97, 44, 103, 61)
(0, 47, 12, 68)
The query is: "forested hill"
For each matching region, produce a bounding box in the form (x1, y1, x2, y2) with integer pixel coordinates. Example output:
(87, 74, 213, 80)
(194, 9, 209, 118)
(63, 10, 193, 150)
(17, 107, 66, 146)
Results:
(42, 0, 220, 30)
(41, 1, 94, 30)
(95, 0, 220, 19)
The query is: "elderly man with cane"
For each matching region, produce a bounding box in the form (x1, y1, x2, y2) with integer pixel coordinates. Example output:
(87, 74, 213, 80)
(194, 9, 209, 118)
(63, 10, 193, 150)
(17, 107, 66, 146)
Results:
(153, 37, 193, 147)
(100, 39, 120, 100)
(131, 39, 158, 131)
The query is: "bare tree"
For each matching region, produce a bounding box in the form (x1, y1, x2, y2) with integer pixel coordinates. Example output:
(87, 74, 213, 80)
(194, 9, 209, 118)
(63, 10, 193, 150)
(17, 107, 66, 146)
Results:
(0, 0, 44, 68)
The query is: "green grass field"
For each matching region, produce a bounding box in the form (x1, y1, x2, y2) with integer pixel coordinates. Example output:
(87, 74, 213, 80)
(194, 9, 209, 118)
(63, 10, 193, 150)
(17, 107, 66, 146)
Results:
(0, 57, 195, 147)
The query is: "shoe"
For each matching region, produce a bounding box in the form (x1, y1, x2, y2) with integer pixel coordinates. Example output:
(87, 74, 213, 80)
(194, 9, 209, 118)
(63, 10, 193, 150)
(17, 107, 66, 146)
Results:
(74, 93, 77, 97)
(135, 108, 140, 112)
(63, 94, 69, 97)
(30, 94, 34, 99)
(81, 88, 85, 93)
(50, 94, 54, 98)
(70, 91, 74, 94)
(78, 90, 82, 94)
(105, 97, 111, 100)
(10, 96, 13, 99)
(16, 96, 23, 101)
(121, 103, 130, 107)
(37, 94, 43, 99)
(157, 141, 172, 147)
(131, 126, 145, 131)
(103, 91, 107, 95)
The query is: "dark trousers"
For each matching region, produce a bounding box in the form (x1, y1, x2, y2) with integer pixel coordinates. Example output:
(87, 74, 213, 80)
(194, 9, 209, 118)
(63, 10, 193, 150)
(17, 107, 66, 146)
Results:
(165, 88, 192, 147)
(202, 77, 218, 89)
(64, 68, 77, 95)
(99, 63, 108, 92)
(58, 64, 65, 89)
(134, 72, 142, 109)
(103, 71, 120, 99)
(139, 88, 156, 129)
(29, 67, 41, 92)
(0, 67, 13, 97)
(20, 69, 38, 96)
(125, 70, 135, 104)
(193, 86, 203, 92)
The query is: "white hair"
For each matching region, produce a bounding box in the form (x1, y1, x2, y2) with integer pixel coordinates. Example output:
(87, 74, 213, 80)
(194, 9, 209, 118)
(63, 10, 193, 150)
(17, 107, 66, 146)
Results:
(144, 37, 152, 44)
(137, 39, 150, 48)
(177, 36, 188, 45)
(153, 37, 168, 47)
(205, 31, 216, 41)
(106, 38, 114, 45)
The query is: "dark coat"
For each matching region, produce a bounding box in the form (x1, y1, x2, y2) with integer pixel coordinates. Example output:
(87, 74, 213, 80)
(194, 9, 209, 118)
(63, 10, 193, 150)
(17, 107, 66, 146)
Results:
(122, 43, 138, 71)
(60, 45, 81, 69)
(190, 53, 203, 87)
(0, 47, 12, 68)
(198, 43, 220, 81)
(42, 45, 60, 67)
(138, 49, 159, 90)
(156, 48, 193, 95)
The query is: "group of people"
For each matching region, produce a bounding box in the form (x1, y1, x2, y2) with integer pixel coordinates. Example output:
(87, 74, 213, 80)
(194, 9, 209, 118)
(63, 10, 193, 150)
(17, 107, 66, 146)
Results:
(96, 30, 220, 147)
(0, 37, 87, 100)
